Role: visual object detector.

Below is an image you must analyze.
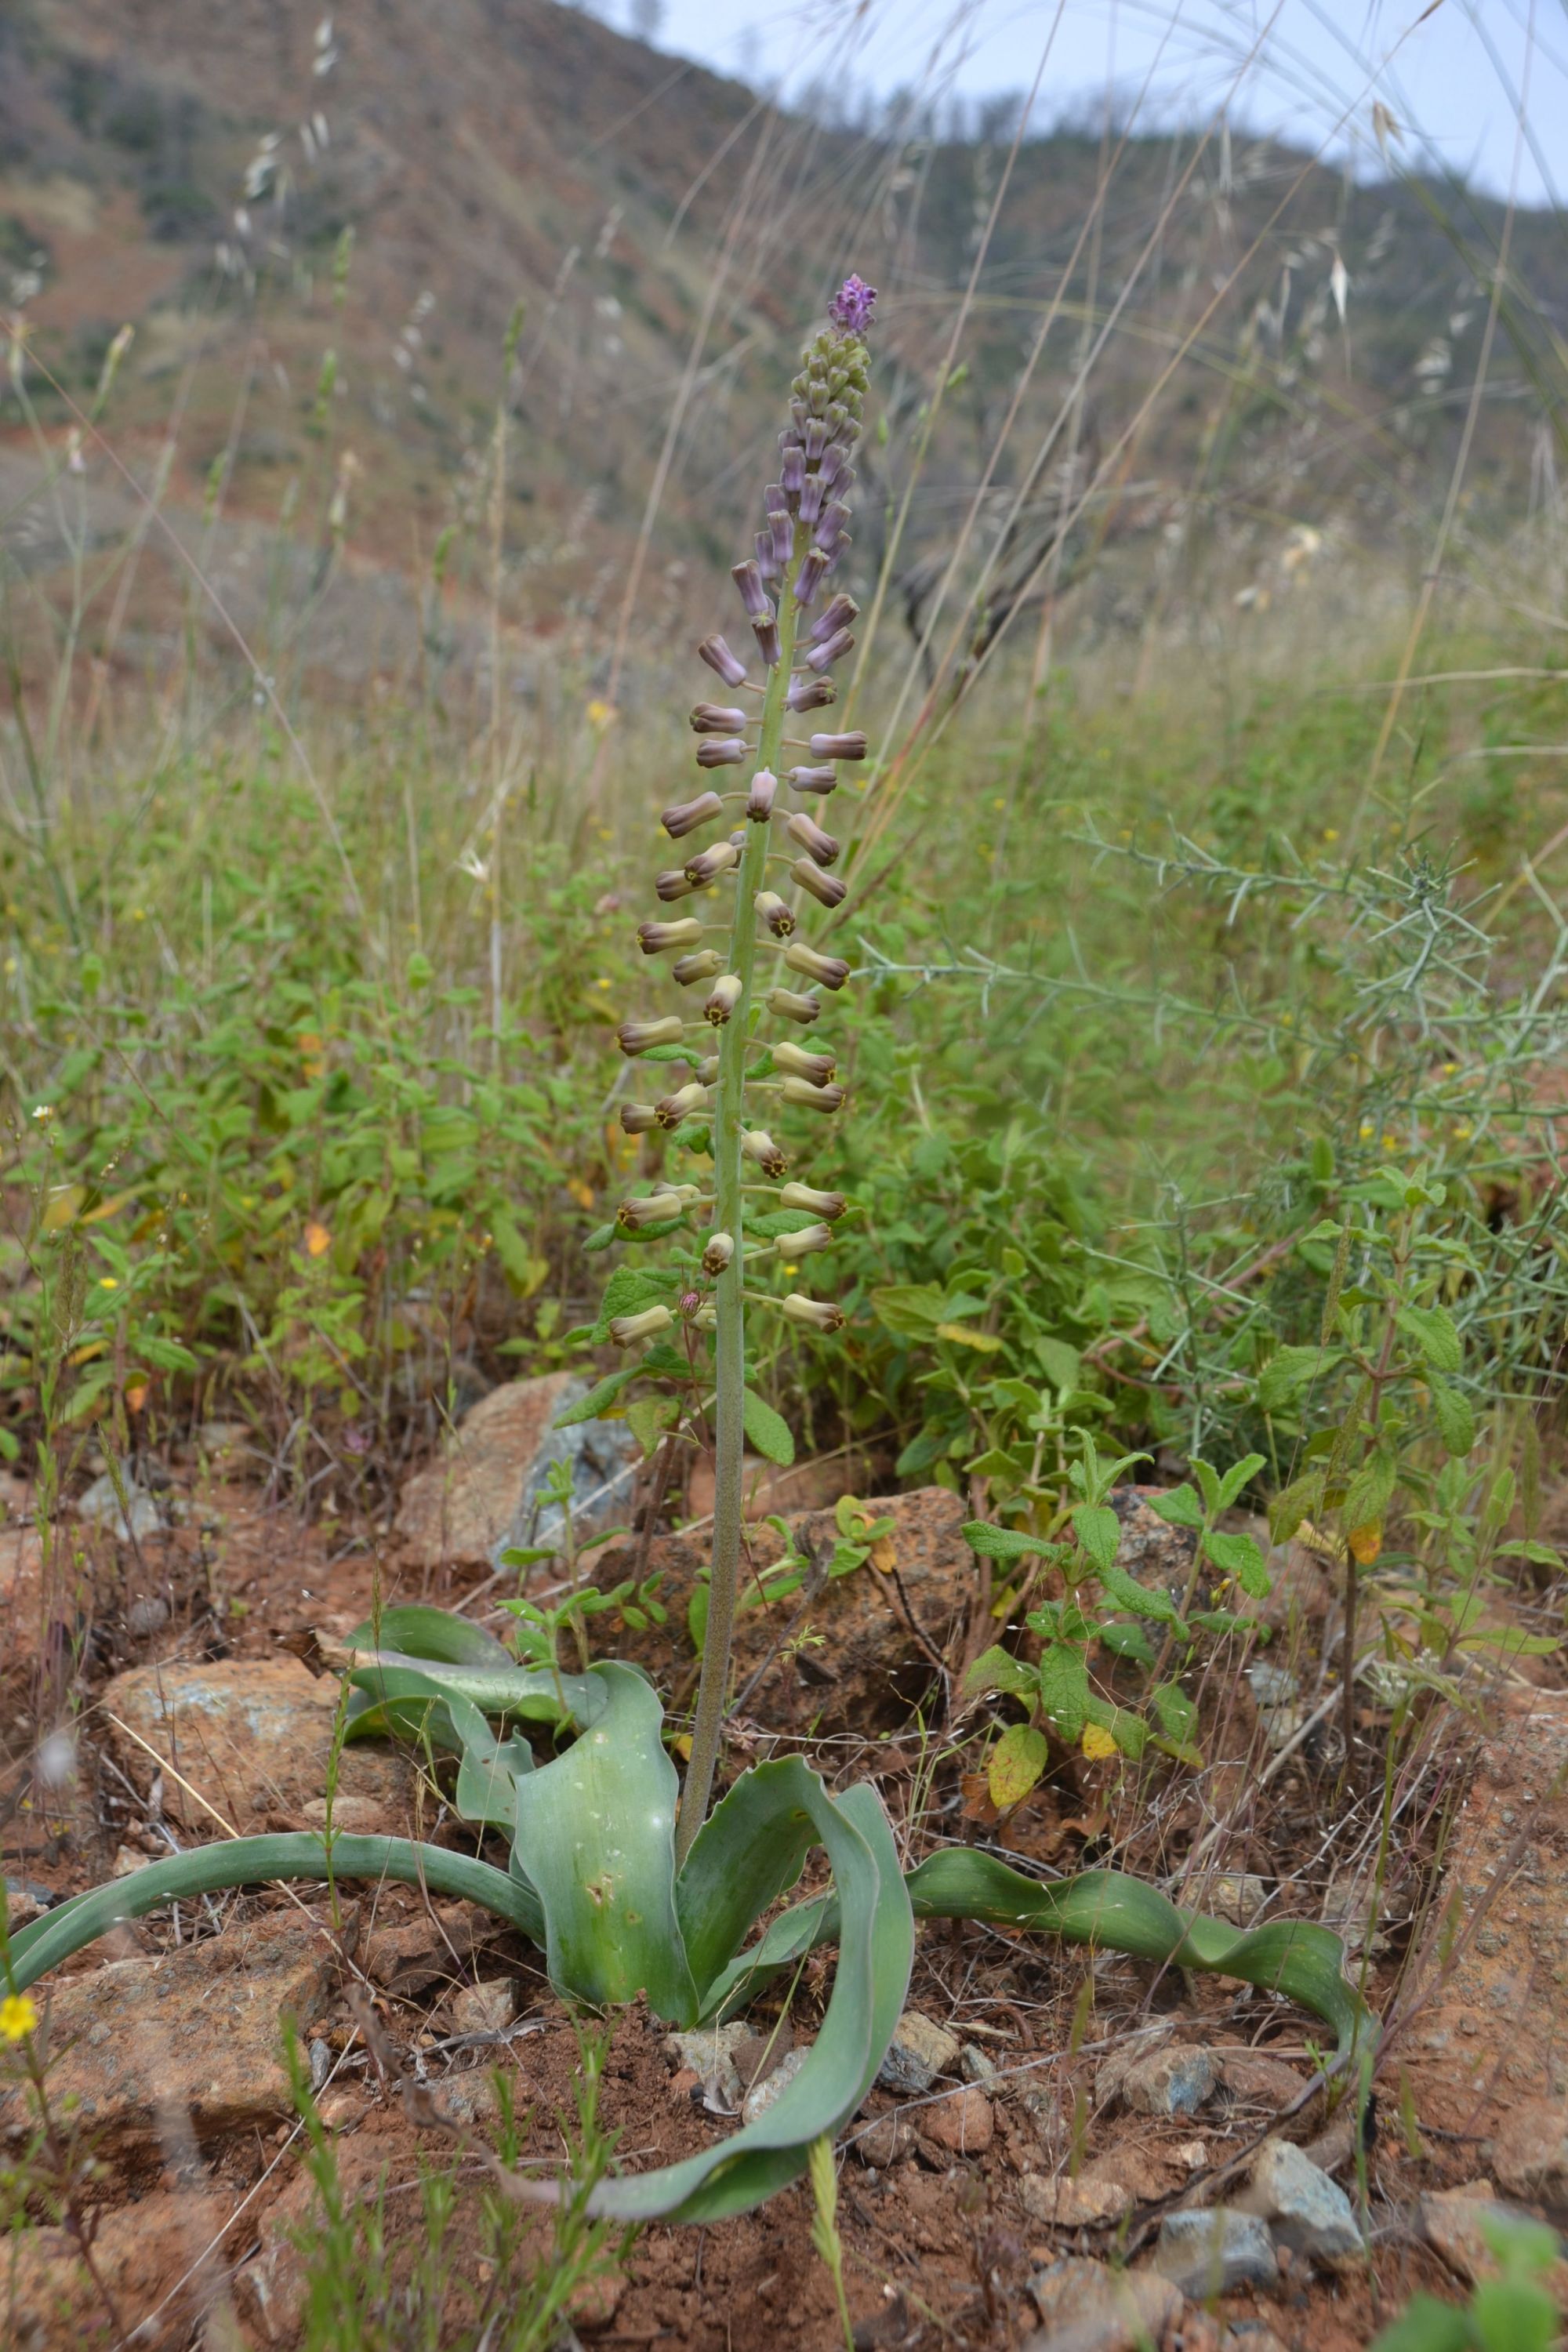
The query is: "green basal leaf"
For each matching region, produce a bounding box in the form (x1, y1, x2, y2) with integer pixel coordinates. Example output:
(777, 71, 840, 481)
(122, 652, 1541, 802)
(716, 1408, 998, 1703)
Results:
(675, 1755, 825, 2000)
(905, 1855, 1372, 2059)
(344, 1605, 514, 1668)
(512, 1660, 697, 2024)
(588, 1779, 913, 2223)
(742, 1388, 796, 1467)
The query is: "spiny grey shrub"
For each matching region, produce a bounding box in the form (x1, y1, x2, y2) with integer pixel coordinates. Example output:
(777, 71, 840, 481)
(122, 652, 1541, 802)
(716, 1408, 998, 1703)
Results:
(2, 283, 1370, 2223)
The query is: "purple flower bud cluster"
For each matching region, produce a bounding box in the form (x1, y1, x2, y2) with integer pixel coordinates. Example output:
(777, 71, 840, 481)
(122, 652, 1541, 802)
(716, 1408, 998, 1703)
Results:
(611, 285, 878, 1341)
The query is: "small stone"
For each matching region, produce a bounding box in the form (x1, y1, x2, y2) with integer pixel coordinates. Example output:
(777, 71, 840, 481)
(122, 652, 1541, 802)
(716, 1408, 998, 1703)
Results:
(855, 2108, 916, 2167)
(1246, 2136, 1364, 2263)
(395, 1371, 639, 1570)
(663, 2021, 753, 2113)
(316, 2088, 365, 2131)
(1100, 2035, 1217, 2118)
(302, 1793, 402, 1836)
(112, 1842, 151, 1876)
(1493, 2098, 1568, 2205)
(450, 1979, 517, 2035)
(437, 2073, 499, 2126)
(1208, 1874, 1271, 1926)
(741, 2043, 809, 2125)
(1152, 2208, 1279, 2298)
(878, 2008, 960, 2096)
(1246, 1664, 1298, 1708)
(125, 1594, 170, 1638)
(918, 2085, 994, 2155)
(1422, 2183, 1568, 2299)
(1025, 2255, 1182, 2352)
(1020, 2172, 1134, 2228)
(2, 1880, 49, 1928)
(77, 1472, 162, 1542)
(1217, 2051, 1306, 2109)
(961, 2042, 1001, 2086)
(1177, 2140, 1209, 2170)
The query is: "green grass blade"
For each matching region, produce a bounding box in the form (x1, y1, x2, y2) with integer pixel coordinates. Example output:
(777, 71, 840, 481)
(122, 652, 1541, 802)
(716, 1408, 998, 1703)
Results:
(906, 1853, 1372, 2058)
(6, 1835, 543, 1993)
(587, 1775, 913, 2223)
(510, 1661, 697, 2026)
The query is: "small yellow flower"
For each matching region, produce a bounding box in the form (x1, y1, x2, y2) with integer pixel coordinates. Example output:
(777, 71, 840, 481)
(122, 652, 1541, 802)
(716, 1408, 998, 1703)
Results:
(0, 1992, 38, 2042)
(992, 796, 1006, 811)
(1081, 1722, 1119, 1762)
(1323, 827, 1340, 842)
(782, 1262, 799, 1276)
(1452, 1120, 1473, 1141)
(130, 907, 146, 923)
(304, 1221, 332, 1258)
(586, 699, 615, 731)
(596, 976, 613, 989)
(98, 1276, 118, 1290)
(1359, 1120, 1374, 1140)
(1441, 1062, 1458, 1076)
(1381, 1131, 1398, 1152)
(2, 957, 15, 975)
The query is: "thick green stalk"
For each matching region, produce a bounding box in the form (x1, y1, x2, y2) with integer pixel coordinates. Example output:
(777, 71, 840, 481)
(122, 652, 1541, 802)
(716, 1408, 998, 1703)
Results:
(677, 563, 801, 1864)
(5, 1834, 542, 1993)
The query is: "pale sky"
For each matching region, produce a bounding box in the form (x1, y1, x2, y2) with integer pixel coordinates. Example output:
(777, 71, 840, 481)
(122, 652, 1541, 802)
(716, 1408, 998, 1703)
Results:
(630, 0, 1568, 209)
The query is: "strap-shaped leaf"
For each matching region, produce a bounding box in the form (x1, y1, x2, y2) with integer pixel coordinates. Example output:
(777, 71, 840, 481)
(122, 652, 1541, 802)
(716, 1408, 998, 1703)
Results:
(343, 1605, 517, 1668)
(344, 1650, 603, 1733)
(906, 1853, 1371, 2058)
(511, 1661, 697, 2025)
(675, 1755, 822, 2000)
(5, 1835, 543, 1991)
(586, 1778, 913, 2223)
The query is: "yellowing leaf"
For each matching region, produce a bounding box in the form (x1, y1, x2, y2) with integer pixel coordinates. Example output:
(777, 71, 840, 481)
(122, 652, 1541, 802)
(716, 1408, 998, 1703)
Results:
(305, 1221, 332, 1258)
(42, 1185, 85, 1232)
(125, 1383, 149, 1414)
(1347, 1522, 1382, 1565)
(935, 1322, 1004, 1351)
(988, 1722, 1048, 1810)
(1080, 1722, 1119, 1762)
(869, 1535, 896, 1573)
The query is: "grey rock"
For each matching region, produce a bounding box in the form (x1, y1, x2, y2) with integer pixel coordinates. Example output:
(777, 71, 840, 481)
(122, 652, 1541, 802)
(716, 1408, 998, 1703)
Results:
(125, 1595, 170, 1637)
(450, 1979, 517, 2036)
(1208, 1872, 1272, 1926)
(877, 2009, 960, 2096)
(1025, 2256, 1182, 2352)
(1247, 2136, 1364, 2263)
(1153, 2206, 1279, 2297)
(507, 1377, 640, 1555)
(663, 2021, 753, 2113)
(960, 2042, 1000, 2087)
(1246, 1663, 1298, 1709)
(1103, 2038, 1217, 2118)
(741, 2043, 809, 2125)
(395, 1371, 639, 1569)
(76, 1473, 161, 1543)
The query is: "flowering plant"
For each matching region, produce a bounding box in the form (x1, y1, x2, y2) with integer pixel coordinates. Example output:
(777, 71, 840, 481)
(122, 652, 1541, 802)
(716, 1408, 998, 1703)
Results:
(4, 285, 1370, 2223)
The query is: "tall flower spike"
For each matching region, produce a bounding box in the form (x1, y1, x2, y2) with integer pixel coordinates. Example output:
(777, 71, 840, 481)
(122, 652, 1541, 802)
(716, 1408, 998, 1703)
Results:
(614, 281, 874, 1870)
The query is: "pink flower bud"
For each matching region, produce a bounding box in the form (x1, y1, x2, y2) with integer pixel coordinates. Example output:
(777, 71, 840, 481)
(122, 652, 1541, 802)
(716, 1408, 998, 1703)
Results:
(695, 738, 749, 770)
(798, 471, 827, 525)
(689, 703, 748, 734)
(753, 615, 782, 668)
(746, 768, 778, 822)
(804, 627, 854, 674)
(786, 811, 840, 867)
(779, 1182, 847, 1219)
(784, 942, 850, 992)
(672, 948, 724, 986)
(815, 500, 851, 550)
(618, 1190, 685, 1230)
(662, 789, 725, 838)
(809, 593, 858, 645)
(655, 1082, 709, 1129)
(741, 1128, 789, 1178)
(793, 548, 829, 607)
(782, 1292, 845, 1334)
(786, 674, 836, 712)
(702, 1231, 735, 1276)
(704, 974, 743, 1026)
(609, 1303, 674, 1346)
(754, 532, 779, 583)
(698, 635, 749, 688)
(732, 560, 771, 621)
(619, 1103, 659, 1134)
(639, 916, 705, 955)
(768, 508, 793, 568)
(754, 891, 795, 938)
(773, 1041, 836, 1084)
(618, 1015, 685, 1055)
(792, 857, 847, 908)
(788, 765, 837, 796)
(685, 838, 741, 887)
(766, 986, 821, 1025)
(809, 731, 867, 761)
(780, 442, 805, 497)
(781, 1076, 845, 1113)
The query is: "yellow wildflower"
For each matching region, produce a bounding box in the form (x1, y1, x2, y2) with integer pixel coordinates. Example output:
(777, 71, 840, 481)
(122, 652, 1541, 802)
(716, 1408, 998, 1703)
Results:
(0, 1992, 38, 2042)
(304, 1221, 332, 1258)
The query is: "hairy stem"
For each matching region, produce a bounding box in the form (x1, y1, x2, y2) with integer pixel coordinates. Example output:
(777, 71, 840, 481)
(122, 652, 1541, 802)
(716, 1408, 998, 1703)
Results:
(5, 1834, 542, 1993)
(677, 564, 801, 1864)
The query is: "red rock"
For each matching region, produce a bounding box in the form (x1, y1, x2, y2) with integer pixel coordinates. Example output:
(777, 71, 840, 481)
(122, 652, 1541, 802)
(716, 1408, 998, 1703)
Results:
(919, 2085, 994, 2154)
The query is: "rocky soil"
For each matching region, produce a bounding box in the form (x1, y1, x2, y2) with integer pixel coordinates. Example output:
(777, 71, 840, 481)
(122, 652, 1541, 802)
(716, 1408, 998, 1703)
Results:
(4, 1375, 1568, 2350)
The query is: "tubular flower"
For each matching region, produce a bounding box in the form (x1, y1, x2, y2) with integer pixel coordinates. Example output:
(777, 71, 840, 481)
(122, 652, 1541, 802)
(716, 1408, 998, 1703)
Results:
(776, 1221, 833, 1258)
(662, 792, 725, 840)
(779, 1181, 846, 1219)
(698, 634, 749, 687)
(609, 1304, 674, 1346)
(656, 1083, 709, 1129)
(782, 1292, 846, 1334)
(672, 948, 724, 986)
(783, 942, 850, 991)
(704, 975, 744, 1026)
(766, 985, 821, 1024)
(780, 1076, 845, 1113)
(702, 1231, 735, 1276)
(772, 1042, 836, 1084)
(639, 916, 705, 954)
(619, 1015, 685, 1055)
(618, 1191, 686, 1231)
(786, 811, 840, 867)
(792, 858, 847, 909)
(754, 891, 795, 938)
(741, 1128, 789, 1178)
